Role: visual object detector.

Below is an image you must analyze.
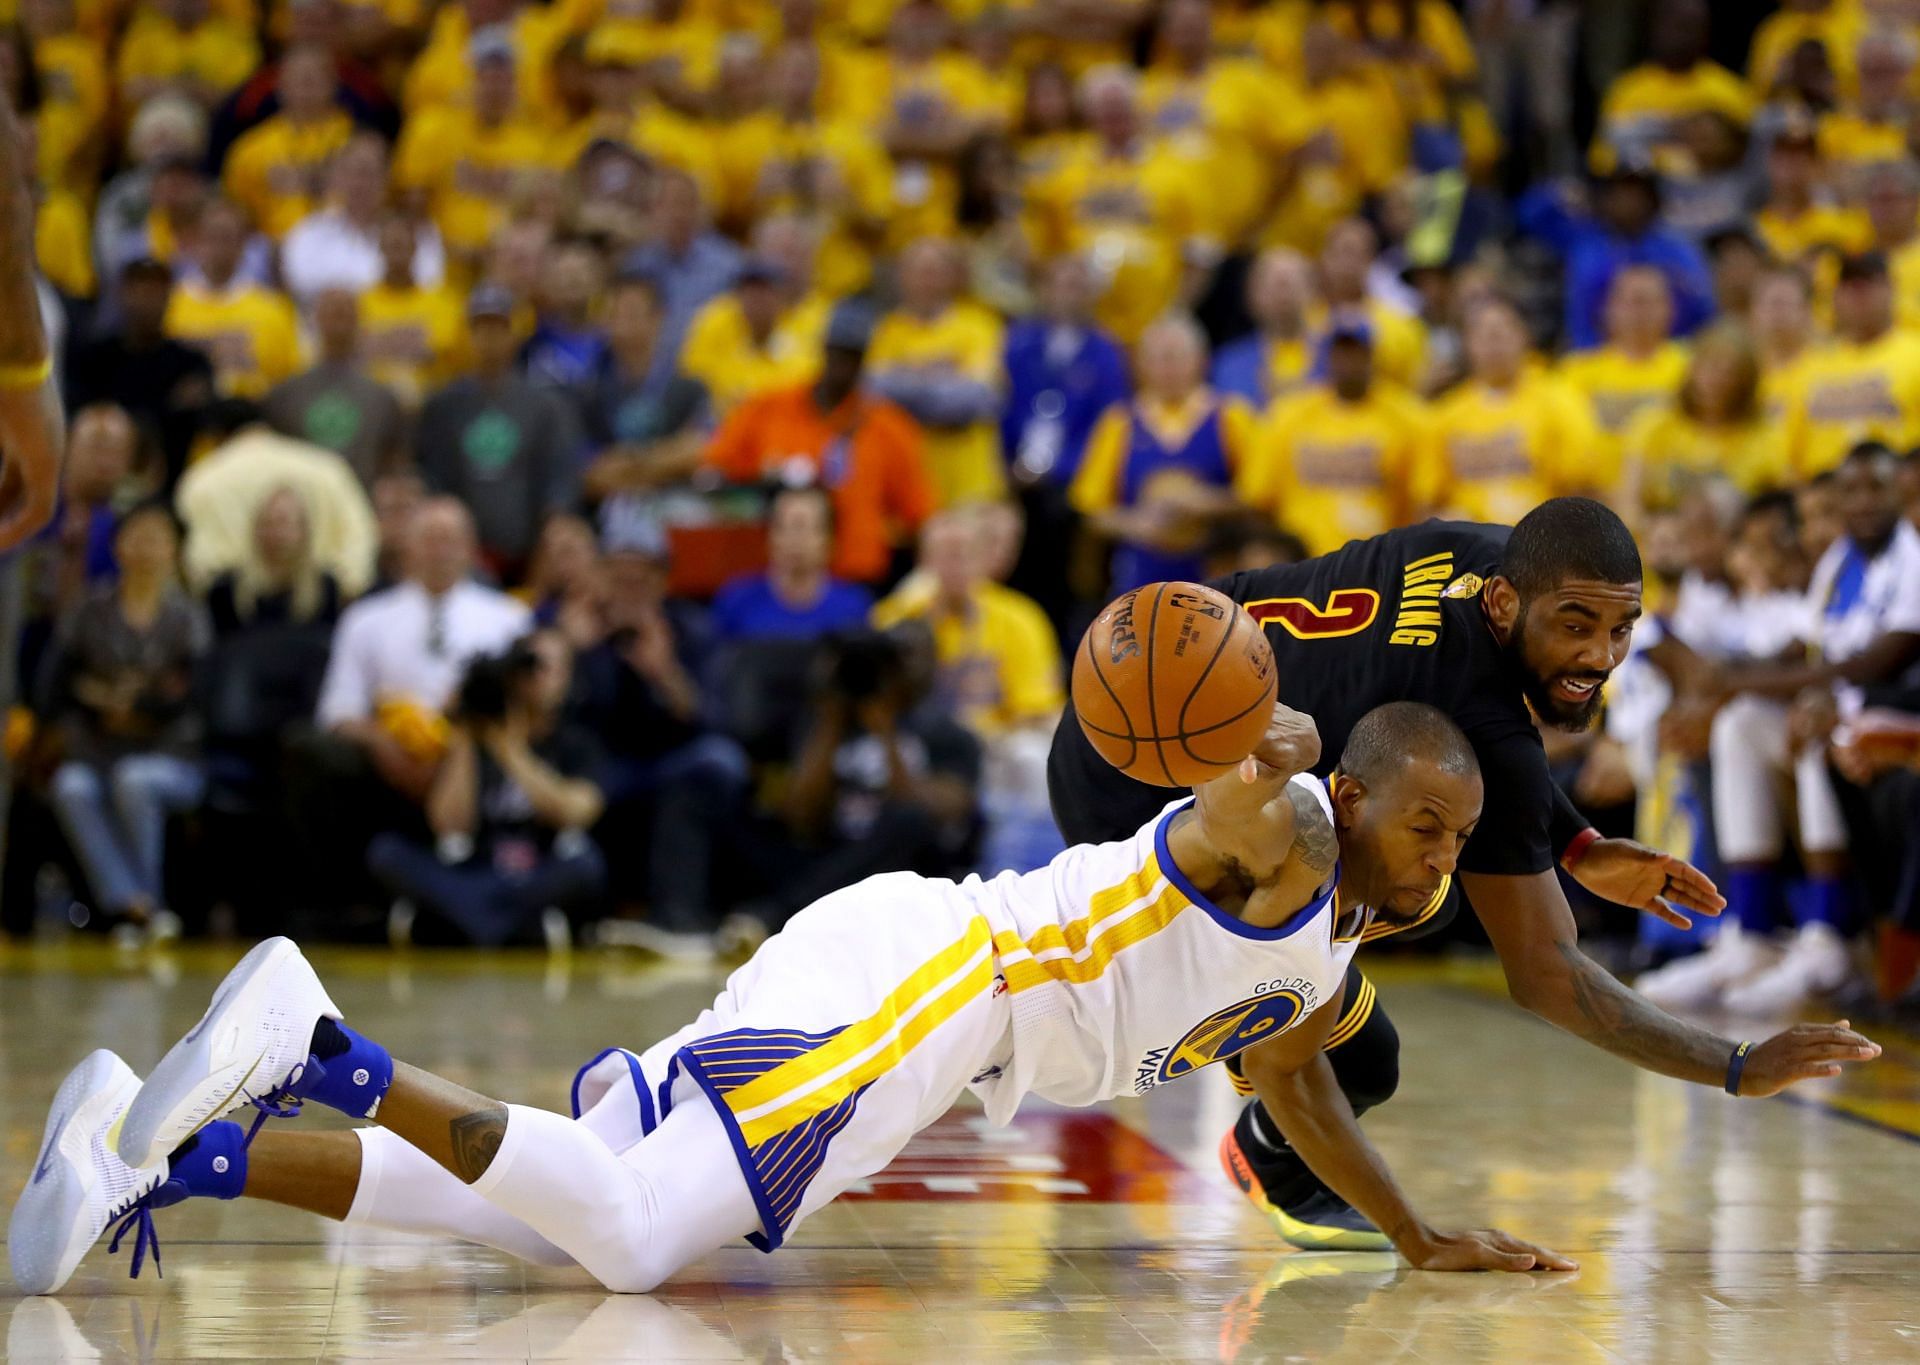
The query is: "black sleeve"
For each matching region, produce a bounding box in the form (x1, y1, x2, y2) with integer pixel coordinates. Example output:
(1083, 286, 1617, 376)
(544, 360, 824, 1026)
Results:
(1458, 724, 1558, 877)
(922, 717, 983, 788)
(1549, 783, 1593, 861)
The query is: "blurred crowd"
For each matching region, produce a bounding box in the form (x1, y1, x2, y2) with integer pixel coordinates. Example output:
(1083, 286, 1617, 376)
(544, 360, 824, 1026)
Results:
(8, 0, 1920, 1010)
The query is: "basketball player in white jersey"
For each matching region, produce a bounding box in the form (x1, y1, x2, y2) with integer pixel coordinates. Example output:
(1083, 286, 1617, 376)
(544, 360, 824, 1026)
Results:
(31, 698, 1838, 1295)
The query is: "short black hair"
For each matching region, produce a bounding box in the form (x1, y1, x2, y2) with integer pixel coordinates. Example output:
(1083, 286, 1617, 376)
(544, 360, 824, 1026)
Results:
(198, 397, 265, 443)
(1338, 701, 1480, 790)
(1501, 497, 1643, 602)
(1844, 439, 1899, 473)
(1742, 488, 1799, 531)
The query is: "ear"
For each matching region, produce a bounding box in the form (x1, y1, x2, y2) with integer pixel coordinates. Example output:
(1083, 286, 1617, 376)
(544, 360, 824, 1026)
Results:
(1330, 772, 1364, 828)
(1483, 574, 1520, 643)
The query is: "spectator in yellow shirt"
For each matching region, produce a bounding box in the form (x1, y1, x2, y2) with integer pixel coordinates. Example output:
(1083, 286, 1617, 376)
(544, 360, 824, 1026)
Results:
(1817, 29, 1915, 190)
(1261, 20, 1405, 255)
(1313, 217, 1427, 391)
(1208, 247, 1315, 408)
(392, 28, 555, 267)
(868, 236, 1007, 505)
(402, 0, 567, 121)
(1238, 320, 1424, 557)
(874, 0, 1006, 246)
(163, 199, 301, 398)
(1754, 118, 1870, 270)
(1786, 250, 1920, 476)
(357, 214, 465, 407)
(1031, 63, 1212, 344)
(1558, 265, 1691, 486)
(1623, 322, 1787, 515)
(872, 504, 1063, 742)
(1751, 263, 1817, 426)
(1862, 159, 1920, 328)
(1592, 0, 1752, 172)
(115, 0, 260, 111)
(1425, 296, 1599, 524)
(221, 45, 354, 240)
(679, 213, 829, 414)
(22, 0, 107, 193)
(1749, 0, 1864, 102)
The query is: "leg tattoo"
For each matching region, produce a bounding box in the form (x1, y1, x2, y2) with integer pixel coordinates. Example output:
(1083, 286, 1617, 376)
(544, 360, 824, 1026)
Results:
(447, 1106, 509, 1183)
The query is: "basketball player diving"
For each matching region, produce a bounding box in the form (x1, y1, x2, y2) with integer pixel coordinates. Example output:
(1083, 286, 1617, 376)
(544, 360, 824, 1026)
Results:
(23, 695, 1785, 1297)
(1050, 497, 1881, 1251)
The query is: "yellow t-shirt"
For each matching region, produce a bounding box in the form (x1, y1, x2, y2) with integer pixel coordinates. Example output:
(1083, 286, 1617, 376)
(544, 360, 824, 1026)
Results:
(36, 189, 94, 299)
(1557, 341, 1691, 489)
(1138, 58, 1308, 245)
(1887, 238, 1920, 331)
(870, 579, 1064, 738)
(1818, 110, 1907, 174)
(1754, 203, 1873, 265)
(867, 303, 1007, 505)
(31, 32, 108, 193)
(356, 282, 466, 406)
(1260, 69, 1406, 254)
(393, 107, 558, 255)
(1071, 391, 1261, 514)
(1425, 372, 1600, 524)
(164, 280, 301, 397)
(1748, 5, 1865, 100)
(223, 112, 356, 240)
(680, 292, 831, 415)
(867, 53, 1010, 247)
(115, 12, 260, 105)
(1759, 350, 1815, 428)
(571, 15, 722, 96)
(1239, 384, 1425, 556)
(1593, 61, 1754, 169)
(1786, 329, 1920, 476)
(1032, 142, 1210, 344)
(1623, 407, 1790, 510)
(402, 3, 567, 119)
(716, 114, 893, 296)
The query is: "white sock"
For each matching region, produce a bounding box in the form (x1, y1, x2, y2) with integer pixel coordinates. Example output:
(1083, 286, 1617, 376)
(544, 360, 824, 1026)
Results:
(468, 1096, 760, 1294)
(1248, 1103, 1289, 1153)
(344, 1127, 575, 1268)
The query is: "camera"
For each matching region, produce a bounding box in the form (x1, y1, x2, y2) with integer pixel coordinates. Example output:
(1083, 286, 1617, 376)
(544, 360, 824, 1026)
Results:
(823, 630, 904, 702)
(455, 642, 540, 723)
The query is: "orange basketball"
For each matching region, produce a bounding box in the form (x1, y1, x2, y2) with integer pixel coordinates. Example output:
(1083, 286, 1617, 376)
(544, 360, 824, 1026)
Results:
(1072, 581, 1278, 788)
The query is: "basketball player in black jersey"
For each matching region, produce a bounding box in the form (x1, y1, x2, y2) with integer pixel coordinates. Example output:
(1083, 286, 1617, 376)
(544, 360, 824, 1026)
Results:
(1050, 498, 1879, 1249)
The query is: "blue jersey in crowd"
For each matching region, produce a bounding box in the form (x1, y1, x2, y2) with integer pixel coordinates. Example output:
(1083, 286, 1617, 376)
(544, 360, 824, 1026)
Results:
(1000, 320, 1131, 486)
(711, 574, 875, 643)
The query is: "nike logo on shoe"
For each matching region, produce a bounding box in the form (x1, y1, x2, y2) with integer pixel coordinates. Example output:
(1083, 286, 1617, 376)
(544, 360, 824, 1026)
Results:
(31, 1121, 61, 1184)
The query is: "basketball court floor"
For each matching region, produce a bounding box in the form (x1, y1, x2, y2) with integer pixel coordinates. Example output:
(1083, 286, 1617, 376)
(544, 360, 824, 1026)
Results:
(4, 943, 1919, 1362)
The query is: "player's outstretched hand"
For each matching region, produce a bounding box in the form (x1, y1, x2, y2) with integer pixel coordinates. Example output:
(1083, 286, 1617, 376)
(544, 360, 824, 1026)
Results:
(1403, 1226, 1578, 1273)
(1239, 700, 1320, 782)
(1736, 1020, 1882, 1097)
(1568, 837, 1727, 928)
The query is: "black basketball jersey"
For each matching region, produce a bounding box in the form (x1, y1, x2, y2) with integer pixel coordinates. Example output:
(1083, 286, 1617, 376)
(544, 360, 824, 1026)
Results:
(1048, 520, 1566, 877)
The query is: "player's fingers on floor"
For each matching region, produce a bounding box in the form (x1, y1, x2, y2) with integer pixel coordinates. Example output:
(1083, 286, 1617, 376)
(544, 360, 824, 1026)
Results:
(1487, 1231, 1577, 1271)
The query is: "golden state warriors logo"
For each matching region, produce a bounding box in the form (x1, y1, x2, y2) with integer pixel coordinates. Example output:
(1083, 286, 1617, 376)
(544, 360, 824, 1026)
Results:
(1155, 989, 1307, 1084)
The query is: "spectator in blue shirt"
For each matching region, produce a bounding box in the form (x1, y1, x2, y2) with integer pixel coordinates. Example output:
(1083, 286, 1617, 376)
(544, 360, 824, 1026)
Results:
(1000, 254, 1131, 488)
(620, 168, 744, 385)
(712, 486, 873, 644)
(1517, 165, 1714, 349)
(520, 238, 611, 393)
(1210, 247, 1316, 407)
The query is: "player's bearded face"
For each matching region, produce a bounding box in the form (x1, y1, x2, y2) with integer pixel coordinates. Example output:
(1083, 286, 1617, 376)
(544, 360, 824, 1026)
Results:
(1507, 602, 1614, 731)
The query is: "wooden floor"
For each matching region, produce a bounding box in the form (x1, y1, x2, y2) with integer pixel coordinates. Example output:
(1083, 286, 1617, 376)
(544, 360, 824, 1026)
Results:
(4, 942, 1920, 1362)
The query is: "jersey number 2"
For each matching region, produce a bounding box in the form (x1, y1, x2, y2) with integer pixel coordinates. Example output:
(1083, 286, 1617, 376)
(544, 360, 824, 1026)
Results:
(1244, 589, 1380, 640)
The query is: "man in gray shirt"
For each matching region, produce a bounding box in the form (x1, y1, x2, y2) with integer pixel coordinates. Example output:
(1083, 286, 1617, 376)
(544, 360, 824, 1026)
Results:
(265, 288, 407, 488)
(415, 285, 583, 581)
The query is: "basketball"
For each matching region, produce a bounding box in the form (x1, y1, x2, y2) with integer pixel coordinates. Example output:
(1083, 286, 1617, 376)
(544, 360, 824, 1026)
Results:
(1072, 581, 1278, 788)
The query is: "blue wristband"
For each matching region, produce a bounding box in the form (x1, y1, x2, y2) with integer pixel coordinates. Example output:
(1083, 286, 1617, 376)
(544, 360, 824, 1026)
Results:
(1725, 1040, 1754, 1096)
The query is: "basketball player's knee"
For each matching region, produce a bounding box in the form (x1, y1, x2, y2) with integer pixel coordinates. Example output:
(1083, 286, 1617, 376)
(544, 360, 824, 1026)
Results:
(1326, 1008, 1399, 1112)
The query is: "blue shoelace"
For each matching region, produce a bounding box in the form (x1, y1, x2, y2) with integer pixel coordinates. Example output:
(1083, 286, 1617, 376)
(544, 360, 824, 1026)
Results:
(105, 1055, 326, 1281)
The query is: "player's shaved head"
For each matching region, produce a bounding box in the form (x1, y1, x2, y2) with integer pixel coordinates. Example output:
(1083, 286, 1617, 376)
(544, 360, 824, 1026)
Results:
(1338, 702, 1479, 791)
(1501, 497, 1642, 602)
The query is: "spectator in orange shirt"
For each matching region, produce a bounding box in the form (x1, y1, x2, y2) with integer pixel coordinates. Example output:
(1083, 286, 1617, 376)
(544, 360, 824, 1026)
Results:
(703, 302, 937, 584)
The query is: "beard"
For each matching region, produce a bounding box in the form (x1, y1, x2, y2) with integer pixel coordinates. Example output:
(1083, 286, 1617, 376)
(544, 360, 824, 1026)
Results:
(1504, 621, 1608, 732)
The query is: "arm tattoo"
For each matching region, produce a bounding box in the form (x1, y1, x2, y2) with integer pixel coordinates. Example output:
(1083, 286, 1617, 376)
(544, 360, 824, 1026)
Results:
(1284, 784, 1338, 876)
(448, 1106, 509, 1183)
(1551, 941, 1729, 1084)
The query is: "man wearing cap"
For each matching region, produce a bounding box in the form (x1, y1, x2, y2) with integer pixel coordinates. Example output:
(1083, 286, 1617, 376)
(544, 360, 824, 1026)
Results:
(392, 27, 553, 267)
(703, 300, 937, 585)
(1787, 252, 1920, 477)
(1239, 320, 1424, 558)
(679, 216, 831, 416)
(415, 284, 583, 582)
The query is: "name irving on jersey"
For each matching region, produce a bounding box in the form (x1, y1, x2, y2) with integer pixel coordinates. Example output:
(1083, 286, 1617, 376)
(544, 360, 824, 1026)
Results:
(1133, 976, 1321, 1094)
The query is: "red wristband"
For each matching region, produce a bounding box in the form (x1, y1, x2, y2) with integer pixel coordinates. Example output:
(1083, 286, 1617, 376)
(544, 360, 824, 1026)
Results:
(1560, 826, 1601, 869)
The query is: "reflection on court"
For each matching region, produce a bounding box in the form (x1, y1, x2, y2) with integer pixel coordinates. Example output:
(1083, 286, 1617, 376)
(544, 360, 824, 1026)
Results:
(3, 946, 1919, 1362)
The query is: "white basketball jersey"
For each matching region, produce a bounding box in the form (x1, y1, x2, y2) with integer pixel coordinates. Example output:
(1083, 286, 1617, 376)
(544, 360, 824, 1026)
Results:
(966, 777, 1363, 1122)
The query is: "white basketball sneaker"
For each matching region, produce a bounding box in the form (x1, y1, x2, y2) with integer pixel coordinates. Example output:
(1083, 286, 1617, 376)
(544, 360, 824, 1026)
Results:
(1635, 922, 1777, 1011)
(9, 1051, 167, 1296)
(117, 937, 341, 1170)
(1723, 922, 1855, 1017)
